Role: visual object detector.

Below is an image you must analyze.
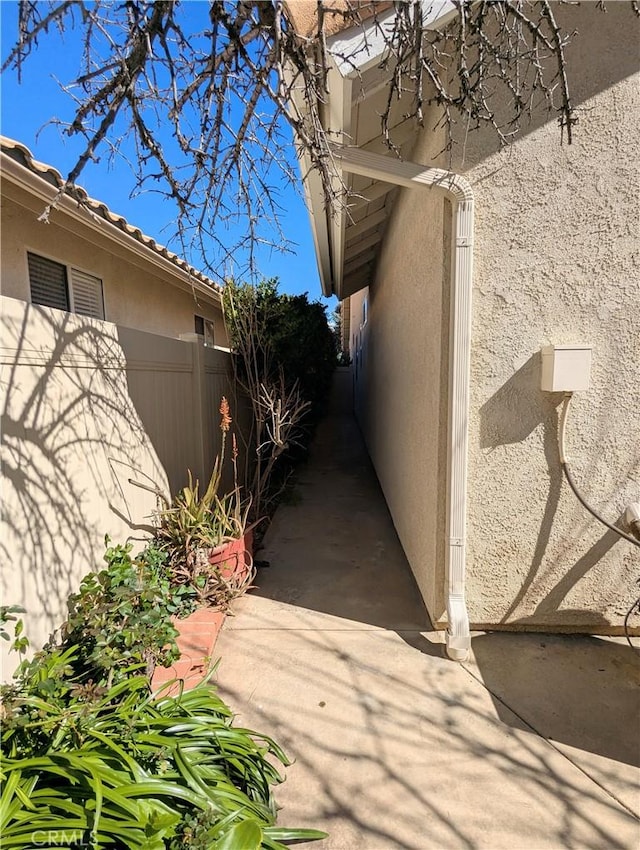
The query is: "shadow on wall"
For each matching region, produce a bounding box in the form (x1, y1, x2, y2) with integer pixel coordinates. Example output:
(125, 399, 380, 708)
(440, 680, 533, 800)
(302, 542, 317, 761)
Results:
(480, 352, 565, 621)
(479, 353, 637, 628)
(0, 299, 202, 669)
(479, 351, 563, 450)
(448, 2, 640, 171)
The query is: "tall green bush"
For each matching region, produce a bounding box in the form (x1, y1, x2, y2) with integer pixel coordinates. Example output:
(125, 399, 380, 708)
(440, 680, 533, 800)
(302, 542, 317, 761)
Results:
(224, 279, 336, 421)
(223, 279, 336, 524)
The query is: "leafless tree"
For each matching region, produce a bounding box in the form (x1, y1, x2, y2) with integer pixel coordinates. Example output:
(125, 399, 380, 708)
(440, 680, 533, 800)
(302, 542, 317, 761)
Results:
(3, 1, 637, 278)
(222, 279, 310, 523)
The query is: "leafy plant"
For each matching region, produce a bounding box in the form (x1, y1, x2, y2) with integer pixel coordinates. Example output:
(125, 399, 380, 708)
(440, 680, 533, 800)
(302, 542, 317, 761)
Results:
(0, 392, 325, 846)
(65, 539, 192, 681)
(0, 606, 29, 657)
(1, 673, 327, 849)
(8, 539, 198, 696)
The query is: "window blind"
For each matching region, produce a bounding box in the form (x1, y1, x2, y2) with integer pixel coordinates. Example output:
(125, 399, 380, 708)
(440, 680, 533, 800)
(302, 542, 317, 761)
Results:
(70, 268, 105, 319)
(28, 252, 69, 311)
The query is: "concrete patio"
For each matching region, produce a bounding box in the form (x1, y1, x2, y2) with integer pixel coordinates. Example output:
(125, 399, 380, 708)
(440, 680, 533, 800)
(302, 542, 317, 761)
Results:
(215, 371, 640, 850)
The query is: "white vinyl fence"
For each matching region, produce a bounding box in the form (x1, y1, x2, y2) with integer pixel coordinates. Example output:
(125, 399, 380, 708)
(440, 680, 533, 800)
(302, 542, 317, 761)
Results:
(1, 296, 241, 675)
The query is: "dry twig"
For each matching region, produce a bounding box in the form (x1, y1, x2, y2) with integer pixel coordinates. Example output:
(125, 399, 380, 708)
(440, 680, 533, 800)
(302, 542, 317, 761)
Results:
(4, 1, 633, 274)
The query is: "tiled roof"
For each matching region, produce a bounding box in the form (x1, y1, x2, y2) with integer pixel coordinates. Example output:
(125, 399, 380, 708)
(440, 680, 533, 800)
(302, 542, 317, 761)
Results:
(284, 1, 392, 40)
(1, 136, 221, 294)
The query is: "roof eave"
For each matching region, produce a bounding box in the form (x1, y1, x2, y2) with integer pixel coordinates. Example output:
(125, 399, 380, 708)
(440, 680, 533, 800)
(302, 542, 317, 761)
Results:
(0, 143, 222, 304)
(297, 0, 458, 300)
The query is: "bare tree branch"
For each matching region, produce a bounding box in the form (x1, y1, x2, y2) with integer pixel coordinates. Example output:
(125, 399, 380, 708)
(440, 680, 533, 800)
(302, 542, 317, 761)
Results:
(4, 1, 635, 277)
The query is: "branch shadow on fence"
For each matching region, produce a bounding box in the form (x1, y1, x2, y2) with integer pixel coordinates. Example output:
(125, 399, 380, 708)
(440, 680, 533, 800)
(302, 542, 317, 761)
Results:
(1, 299, 235, 674)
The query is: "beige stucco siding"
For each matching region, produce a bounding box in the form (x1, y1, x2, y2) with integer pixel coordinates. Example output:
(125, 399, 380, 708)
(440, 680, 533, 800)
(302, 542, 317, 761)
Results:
(461, 73, 639, 631)
(352, 149, 450, 622)
(1, 186, 227, 344)
(352, 4, 639, 632)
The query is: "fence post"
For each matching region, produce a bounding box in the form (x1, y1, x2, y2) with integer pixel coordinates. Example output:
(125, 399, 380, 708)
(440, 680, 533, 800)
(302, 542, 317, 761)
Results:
(179, 332, 207, 485)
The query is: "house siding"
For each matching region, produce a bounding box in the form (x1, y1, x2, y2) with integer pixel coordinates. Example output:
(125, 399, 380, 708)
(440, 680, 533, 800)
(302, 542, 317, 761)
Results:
(461, 64, 639, 631)
(351, 126, 450, 623)
(351, 3, 639, 632)
(1, 185, 227, 345)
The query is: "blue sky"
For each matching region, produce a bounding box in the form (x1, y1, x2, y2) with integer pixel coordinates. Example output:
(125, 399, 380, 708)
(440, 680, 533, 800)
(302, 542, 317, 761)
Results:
(0, 1, 328, 302)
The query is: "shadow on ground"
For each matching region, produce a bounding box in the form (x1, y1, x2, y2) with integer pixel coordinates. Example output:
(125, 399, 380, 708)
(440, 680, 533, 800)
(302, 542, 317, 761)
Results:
(220, 371, 640, 848)
(469, 631, 640, 769)
(252, 370, 432, 633)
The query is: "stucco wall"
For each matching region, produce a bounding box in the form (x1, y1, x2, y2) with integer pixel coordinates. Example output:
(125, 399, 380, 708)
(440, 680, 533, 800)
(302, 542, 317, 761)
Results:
(458, 10, 640, 631)
(0, 186, 227, 345)
(355, 3, 639, 632)
(351, 118, 450, 622)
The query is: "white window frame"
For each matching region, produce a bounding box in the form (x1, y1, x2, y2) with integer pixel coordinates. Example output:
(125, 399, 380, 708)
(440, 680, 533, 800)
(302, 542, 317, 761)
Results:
(194, 314, 216, 347)
(26, 250, 106, 320)
(361, 295, 368, 329)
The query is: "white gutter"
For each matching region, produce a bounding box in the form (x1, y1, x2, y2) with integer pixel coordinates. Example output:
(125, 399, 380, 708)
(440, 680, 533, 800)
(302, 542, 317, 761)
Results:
(294, 1, 458, 297)
(327, 1, 457, 77)
(332, 145, 473, 661)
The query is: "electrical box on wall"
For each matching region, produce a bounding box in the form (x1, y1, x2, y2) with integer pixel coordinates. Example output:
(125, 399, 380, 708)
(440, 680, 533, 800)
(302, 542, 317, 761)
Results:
(540, 344, 592, 392)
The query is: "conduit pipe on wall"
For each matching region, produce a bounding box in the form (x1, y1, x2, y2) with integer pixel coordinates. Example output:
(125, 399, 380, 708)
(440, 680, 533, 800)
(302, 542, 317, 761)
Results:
(332, 146, 474, 660)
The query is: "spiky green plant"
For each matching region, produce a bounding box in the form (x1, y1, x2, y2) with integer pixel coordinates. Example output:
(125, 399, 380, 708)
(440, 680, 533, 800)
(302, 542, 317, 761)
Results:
(1, 673, 326, 849)
(154, 398, 255, 609)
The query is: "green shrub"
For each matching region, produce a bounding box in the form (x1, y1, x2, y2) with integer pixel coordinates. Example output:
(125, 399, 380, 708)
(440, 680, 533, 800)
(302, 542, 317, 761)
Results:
(59, 539, 198, 685)
(224, 279, 337, 421)
(1, 673, 326, 849)
(223, 279, 337, 525)
(0, 539, 326, 849)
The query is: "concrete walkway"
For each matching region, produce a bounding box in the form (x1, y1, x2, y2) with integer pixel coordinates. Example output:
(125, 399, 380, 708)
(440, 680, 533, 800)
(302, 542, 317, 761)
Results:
(216, 372, 640, 850)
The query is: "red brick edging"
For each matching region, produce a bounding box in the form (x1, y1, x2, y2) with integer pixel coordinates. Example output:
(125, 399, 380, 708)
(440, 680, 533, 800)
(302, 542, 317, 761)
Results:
(151, 532, 253, 694)
(152, 606, 226, 693)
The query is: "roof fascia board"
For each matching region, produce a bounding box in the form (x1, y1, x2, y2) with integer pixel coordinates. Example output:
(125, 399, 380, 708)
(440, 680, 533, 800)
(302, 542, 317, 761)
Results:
(327, 1, 457, 78)
(327, 5, 396, 77)
(422, 1, 458, 32)
(287, 53, 351, 297)
(325, 59, 352, 296)
(1, 151, 221, 304)
(288, 82, 335, 297)
(298, 146, 335, 297)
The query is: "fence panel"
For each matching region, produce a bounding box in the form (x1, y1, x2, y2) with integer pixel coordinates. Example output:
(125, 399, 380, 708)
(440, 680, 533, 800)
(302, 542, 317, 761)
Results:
(0, 297, 236, 676)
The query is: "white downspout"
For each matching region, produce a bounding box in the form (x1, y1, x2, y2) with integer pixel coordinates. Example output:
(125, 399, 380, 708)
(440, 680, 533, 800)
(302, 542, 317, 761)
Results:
(331, 146, 474, 660)
(445, 186, 474, 661)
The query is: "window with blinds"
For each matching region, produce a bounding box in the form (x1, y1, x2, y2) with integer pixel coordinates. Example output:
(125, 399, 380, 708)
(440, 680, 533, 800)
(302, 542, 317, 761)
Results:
(69, 268, 105, 319)
(28, 252, 69, 311)
(27, 253, 105, 320)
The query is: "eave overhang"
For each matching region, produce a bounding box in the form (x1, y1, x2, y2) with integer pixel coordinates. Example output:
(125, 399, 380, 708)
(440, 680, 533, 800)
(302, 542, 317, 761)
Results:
(294, 0, 457, 300)
(0, 138, 223, 305)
